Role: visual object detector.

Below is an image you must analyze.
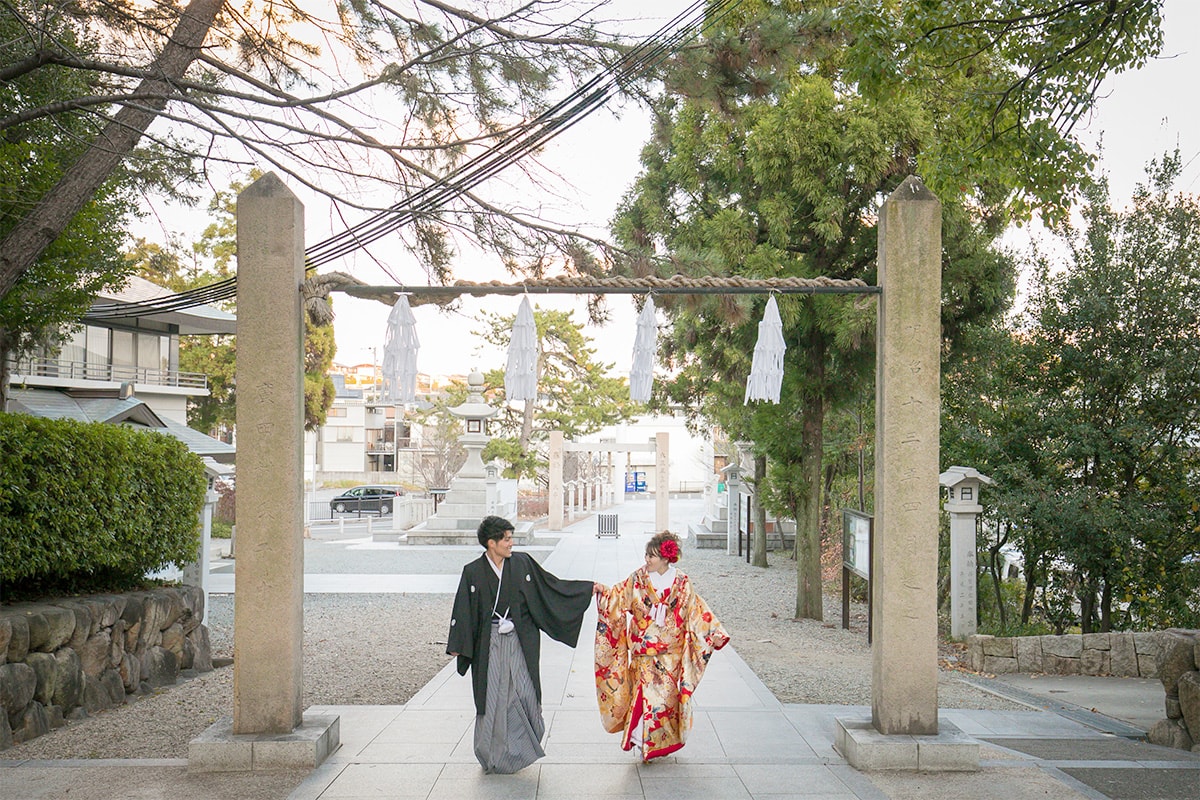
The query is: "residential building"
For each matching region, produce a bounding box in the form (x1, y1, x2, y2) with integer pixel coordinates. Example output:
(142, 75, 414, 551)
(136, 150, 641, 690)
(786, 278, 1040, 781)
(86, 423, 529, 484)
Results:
(5, 275, 236, 461)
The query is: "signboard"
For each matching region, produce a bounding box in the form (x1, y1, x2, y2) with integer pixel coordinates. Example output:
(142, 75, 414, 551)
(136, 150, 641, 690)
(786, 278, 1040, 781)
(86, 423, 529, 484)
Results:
(840, 508, 873, 641)
(842, 509, 871, 579)
(624, 471, 647, 493)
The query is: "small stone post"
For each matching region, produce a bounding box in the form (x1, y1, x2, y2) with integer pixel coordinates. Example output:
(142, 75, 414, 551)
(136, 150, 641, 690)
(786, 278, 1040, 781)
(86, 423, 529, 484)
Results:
(939, 467, 993, 639)
(872, 176, 941, 736)
(549, 431, 564, 530)
(655, 432, 669, 532)
(233, 173, 306, 735)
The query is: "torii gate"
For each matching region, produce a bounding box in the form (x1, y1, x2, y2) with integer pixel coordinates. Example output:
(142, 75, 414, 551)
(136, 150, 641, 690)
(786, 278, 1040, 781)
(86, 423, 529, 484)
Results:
(194, 172, 966, 773)
(547, 430, 668, 532)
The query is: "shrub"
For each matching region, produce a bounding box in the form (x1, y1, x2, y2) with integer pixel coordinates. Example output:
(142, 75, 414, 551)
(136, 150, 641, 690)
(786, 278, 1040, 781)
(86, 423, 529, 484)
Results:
(0, 413, 206, 599)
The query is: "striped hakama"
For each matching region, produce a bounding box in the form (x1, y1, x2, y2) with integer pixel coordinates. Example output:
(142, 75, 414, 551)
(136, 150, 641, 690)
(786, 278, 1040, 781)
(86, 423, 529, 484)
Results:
(474, 621, 545, 773)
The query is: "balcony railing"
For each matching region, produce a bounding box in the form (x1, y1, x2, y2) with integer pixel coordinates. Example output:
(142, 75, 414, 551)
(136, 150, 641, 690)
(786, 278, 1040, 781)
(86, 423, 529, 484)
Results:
(8, 357, 209, 390)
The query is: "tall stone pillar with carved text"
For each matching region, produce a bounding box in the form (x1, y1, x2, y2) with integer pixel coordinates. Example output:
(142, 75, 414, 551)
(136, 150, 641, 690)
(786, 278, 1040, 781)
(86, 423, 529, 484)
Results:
(872, 176, 941, 735)
(233, 173, 305, 734)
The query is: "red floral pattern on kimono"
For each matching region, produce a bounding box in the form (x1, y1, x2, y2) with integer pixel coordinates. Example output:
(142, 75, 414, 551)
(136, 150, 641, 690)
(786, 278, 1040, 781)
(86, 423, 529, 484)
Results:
(594, 567, 729, 761)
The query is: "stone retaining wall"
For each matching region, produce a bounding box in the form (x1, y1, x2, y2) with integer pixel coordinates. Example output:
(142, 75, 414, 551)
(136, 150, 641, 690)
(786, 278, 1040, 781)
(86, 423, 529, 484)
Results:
(0, 586, 211, 750)
(967, 631, 1163, 678)
(1146, 629, 1200, 752)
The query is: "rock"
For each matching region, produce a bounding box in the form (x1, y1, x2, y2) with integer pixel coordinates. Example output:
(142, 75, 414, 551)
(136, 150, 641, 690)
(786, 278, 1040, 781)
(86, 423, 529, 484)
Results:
(0, 618, 10, 666)
(1139, 653, 1160, 679)
(1135, 631, 1163, 657)
(0, 663, 37, 718)
(1179, 671, 1200, 742)
(141, 646, 178, 689)
(66, 706, 87, 722)
(108, 620, 126, 668)
(77, 631, 112, 678)
(187, 626, 212, 672)
(180, 636, 195, 671)
(1041, 635, 1083, 659)
(24, 652, 57, 706)
(1015, 636, 1044, 673)
(6, 615, 29, 663)
(1110, 632, 1139, 677)
(179, 586, 205, 634)
(1157, 631, 1199, 697)
(1167, 696, 1182, 719)
(119, 653, 140, 694)
(124, 621, 141, 654)
(967, 635, 993, 671)
(1148, 718, 1194, 751)
(161, 623, 185, 661)
(80, 596, 122, 630)
(983, 655, 1018, 674)
(54, 602, 92, 649)
(120, 593, 146, 627)
(51, 648, 84, 710)
(12, 701, 49, 744)
(0, 708, 12, 749)
(23, 610, 50, 652)
(99, 669, 126, 706)
(1081, 648, 1111, 676)
(982, 636, 1015, 657)
(37, 606, 76, 652)
(44, 704, 66, 729)
(1044, 654, 1082, 675)
(81, 675, 113, 714)
(1083, 632, 1112, 651)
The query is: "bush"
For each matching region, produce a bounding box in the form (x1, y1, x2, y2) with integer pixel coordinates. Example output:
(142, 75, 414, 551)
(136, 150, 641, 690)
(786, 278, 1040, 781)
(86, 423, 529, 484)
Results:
(0, 413, 206, 600)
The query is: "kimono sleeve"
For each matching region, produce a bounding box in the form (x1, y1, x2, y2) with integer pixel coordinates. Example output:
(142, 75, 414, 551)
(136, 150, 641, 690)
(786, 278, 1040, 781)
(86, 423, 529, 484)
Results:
(594, 574, 635, 734)
(447, 568, 476, 677)
(517, 553, 593, 647)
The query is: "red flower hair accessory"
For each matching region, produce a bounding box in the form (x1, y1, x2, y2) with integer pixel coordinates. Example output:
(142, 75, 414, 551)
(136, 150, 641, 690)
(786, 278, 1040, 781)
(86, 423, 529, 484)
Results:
(658, 539, 680, 563)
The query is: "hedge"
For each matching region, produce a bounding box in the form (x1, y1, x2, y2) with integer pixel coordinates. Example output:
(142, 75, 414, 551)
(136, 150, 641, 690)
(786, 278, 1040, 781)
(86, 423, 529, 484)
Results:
(0, 413, 206, 599)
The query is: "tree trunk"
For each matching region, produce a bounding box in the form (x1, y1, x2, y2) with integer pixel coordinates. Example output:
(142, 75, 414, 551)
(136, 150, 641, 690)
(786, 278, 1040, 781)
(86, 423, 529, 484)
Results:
(0, 331, 12, 410)
(0, 0, 226, 299)
(751, 454, 768, 567)
(1020, 559, 1038, 625)
(1100, 578, 1112, 632)
(988, 522, 1008, 629)
(795, 339, 825, 621)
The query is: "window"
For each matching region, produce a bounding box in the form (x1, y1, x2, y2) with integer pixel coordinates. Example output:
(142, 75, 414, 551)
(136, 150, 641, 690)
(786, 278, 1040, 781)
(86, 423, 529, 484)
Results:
(335, 427, 357, 442)
(85, 326, 110, 379)
(327, 407, 347, 417)
(137, 332, 163, 376)
(112, 330, 135, 379)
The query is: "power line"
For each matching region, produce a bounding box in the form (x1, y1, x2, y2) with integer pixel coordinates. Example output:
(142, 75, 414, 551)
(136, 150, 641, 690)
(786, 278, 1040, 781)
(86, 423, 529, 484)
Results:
(87, 1, 742, 322)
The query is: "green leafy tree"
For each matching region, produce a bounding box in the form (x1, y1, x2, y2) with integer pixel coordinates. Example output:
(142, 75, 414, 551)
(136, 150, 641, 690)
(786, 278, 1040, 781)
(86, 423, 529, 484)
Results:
(945, 152, 1200, 631)
(0, 0, 627, 301)
(612, 8, 1022, 619)
(476, 307, 634, 480)
(0, 9, 137, 409)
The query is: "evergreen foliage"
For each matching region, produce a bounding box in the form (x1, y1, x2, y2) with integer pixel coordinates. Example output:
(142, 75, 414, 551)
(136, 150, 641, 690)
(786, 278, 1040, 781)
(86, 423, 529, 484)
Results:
(0, 413, 206, 599)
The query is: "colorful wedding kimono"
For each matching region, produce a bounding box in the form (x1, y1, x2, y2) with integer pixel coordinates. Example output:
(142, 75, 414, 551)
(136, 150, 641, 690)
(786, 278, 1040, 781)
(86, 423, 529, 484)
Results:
(594, 566, 729, 760)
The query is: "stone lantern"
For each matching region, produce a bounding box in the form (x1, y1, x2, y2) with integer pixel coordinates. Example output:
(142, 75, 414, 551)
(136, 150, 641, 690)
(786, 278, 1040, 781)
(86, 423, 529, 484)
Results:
(447, 368, 497, 481)
(938, 465, 993, 638)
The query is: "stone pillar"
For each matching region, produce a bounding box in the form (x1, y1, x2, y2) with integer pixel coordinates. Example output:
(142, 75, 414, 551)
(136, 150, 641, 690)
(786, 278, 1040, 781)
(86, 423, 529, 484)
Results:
(948, 510, 978, 638)
(549, 431, 564, 530)
(182, 485, 218, 623)
(233, 173, 305, 735)
(872, 175, 941, 736)
(655, 432, 669, 532)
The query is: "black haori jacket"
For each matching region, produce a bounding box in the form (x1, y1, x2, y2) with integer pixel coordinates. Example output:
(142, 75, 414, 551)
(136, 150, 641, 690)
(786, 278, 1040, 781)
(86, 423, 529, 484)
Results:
(448, 551, 593, 715)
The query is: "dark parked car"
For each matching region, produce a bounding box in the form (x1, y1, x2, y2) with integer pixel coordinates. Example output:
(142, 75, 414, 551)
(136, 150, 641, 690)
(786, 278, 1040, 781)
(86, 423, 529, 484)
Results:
(329, 485, 404, 515)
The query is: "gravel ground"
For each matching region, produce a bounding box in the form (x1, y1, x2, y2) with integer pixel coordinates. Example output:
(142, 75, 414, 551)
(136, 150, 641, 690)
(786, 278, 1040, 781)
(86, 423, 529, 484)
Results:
(0, 539, 1019, 761)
